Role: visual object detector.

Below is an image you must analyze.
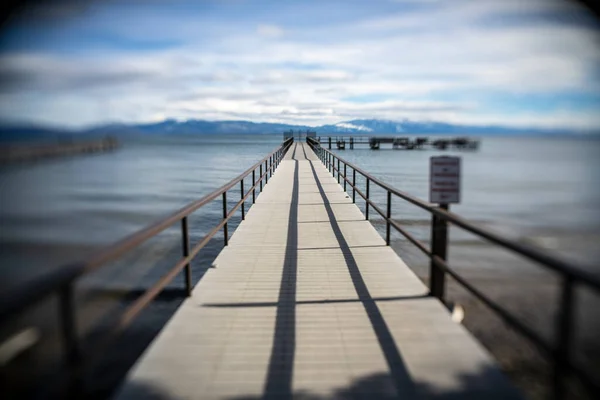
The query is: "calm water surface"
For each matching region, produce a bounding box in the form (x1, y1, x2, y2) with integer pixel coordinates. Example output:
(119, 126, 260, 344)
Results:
(1, 134, 599, 288)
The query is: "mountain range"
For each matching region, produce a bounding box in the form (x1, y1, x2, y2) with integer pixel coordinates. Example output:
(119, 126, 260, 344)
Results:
(0, 118, 581, 142)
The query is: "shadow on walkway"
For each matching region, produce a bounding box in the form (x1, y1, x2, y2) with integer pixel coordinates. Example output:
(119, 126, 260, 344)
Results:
(306, 159, 417, 398)
(262, 158, 299, 399)
(118, 364, 517, 400)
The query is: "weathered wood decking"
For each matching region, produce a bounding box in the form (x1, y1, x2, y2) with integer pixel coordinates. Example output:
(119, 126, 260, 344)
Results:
(115, 143, 521, 399)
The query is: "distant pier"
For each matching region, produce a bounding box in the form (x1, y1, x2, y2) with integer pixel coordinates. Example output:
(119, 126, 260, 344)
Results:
(319, 135, 480, 150)
(0, 136, 119, 165)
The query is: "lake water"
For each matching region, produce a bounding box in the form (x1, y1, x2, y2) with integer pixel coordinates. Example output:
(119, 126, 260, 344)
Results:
(1, 134, 600, 290)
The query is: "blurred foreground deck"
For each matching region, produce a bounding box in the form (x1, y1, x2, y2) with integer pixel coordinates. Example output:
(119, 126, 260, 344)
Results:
(115, 143, 521, 399)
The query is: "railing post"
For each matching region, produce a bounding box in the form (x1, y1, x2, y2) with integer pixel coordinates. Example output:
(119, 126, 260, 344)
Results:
(240, 180, 245, 220)
(265, 160, 268, 184)
(352, 169, 356, 203)
(333, 155, 336, 177)
(337, 158, 340, 184)
(366, 178, 370, 220)
(328, 136, 331, 149)
(331, 154, 334, 175)
(386, 191, 392, 245)
(59, 284, 82, 394)
(430, 204, 448, 301)
(259, 164, 263, 192)
(181, 217, 192, 296)
(223, 192, 228, 246)
(344, 163, 347, 192)
(252, 169, 256, 203)
(553, 276, 574, 400)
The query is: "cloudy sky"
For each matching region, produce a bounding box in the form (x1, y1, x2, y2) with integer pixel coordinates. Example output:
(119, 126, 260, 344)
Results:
(0, 0, 599, 130)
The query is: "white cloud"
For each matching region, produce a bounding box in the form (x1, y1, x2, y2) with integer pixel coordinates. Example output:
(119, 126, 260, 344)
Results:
(0, 0, 598, 130)
(256, 24, 284, 38)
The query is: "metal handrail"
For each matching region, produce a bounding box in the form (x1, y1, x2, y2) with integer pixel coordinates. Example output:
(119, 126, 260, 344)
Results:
(307, 136, 599, 399)
(0, 137, 294, 395)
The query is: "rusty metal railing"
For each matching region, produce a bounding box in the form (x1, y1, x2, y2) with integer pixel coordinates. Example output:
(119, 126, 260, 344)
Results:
(0, 137, 293, 396)
(307, 136, 600, 399)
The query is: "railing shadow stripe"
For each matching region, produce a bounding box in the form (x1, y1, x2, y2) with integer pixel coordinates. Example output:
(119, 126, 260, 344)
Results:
(263, 158, 299, 398)
(307, 158, 417, 397)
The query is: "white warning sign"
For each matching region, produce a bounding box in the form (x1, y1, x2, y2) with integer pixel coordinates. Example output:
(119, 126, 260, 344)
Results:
(430, 156, 461, 204)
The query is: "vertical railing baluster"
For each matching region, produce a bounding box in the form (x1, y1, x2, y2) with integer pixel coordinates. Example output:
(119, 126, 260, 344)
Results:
(252, 169, 256, 204)
(240, 179, 245, 220)
(344, 163, 347, 192)
(386, 191, 392, 245)
(430, 205, 448, 301)
(332, 156, 340, 183)
(366, 178, 370, 220)
(59, 284, 82, 394)
(265, 160, 268, 184)
(553, 276, 574, 400)
(333, 155, 336, 179)
(223, 192, 228, 246)
(333, 155, 335, 177)
(352, 169, 356, 203)
(181, 217, 192, 295)
(259, 164, 263, 192)
(337, 158, 340, 184)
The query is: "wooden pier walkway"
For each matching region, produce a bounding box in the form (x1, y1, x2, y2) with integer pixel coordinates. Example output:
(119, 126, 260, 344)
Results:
(115, 143, 521, 399)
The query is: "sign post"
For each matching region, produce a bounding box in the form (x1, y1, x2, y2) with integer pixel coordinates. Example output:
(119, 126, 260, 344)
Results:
(429, 156, 461, 301)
